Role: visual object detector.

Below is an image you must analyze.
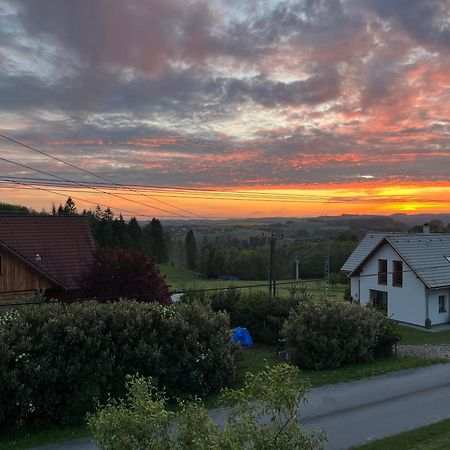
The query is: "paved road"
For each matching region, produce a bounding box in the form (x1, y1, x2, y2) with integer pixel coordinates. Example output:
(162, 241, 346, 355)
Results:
(33, 363, 450, 450)
(301, 362, 450, 449)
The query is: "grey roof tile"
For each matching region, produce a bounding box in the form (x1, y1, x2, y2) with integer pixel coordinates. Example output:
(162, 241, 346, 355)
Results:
(342, 232, 450, 288)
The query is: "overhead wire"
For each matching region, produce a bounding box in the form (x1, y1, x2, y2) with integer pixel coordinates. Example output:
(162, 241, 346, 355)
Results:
(1, 175, 436, 207)
(0, 133, 205, 219)
(0, 177, 174, 219)
(0, 156, 195, 219)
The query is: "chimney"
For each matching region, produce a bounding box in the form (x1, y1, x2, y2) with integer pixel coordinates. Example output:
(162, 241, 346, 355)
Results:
(423, 223, 430, 235)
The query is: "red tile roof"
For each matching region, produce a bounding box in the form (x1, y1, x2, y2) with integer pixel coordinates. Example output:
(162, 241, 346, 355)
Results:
(0, 216, 96, 290)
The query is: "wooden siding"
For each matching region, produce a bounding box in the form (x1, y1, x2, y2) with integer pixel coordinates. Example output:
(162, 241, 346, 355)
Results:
(0, 249, 54, 296)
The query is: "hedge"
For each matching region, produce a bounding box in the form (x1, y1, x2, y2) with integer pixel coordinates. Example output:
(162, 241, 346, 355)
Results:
(282, 299, 400, 370)
(0, 300, 237, 428)
(209, 290, 299, 345)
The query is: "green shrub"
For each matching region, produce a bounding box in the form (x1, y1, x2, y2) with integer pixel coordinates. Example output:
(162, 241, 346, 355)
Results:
(210, 290, 298, 345)
(88, 365, 324, 450)
(0, 301, 237, 428)
(282, 299, 400, 370)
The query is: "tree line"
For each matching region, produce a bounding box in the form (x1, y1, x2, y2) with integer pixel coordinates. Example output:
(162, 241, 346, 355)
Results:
(0, 198, 172, 264)
(176, 229, 357, 281)
(1, 198, 357, 280)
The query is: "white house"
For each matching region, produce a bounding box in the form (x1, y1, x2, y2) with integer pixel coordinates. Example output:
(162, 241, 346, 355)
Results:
(341, 226, 450, 328)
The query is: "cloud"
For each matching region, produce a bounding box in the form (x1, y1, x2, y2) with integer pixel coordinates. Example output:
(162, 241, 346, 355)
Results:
(1, 0, 450, 202)
(365, 0, 450, 51)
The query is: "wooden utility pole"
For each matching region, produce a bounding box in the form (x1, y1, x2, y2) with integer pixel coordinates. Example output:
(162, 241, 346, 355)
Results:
(293, 256, 301, 281)
(269, 234, 276, 297)
(324, 240, 330, 297)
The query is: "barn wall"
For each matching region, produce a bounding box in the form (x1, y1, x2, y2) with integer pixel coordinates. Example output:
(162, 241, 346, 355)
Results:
(0, 249, 54, 298)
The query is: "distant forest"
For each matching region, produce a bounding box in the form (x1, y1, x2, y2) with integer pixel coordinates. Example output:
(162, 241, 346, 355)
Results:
(3, 199, 446, 281)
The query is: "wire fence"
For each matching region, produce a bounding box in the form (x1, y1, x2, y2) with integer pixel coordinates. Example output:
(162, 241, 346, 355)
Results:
(0, 278, 340, 309)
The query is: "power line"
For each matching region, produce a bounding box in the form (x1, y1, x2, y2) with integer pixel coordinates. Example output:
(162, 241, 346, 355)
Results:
(0, 183, 233, 219)
(0, 174, 418, 204)
(0, 278, 330, 307)
(0, 175, 334, 203)
(344, 262, 450, 282)
(0, 177, 168, 219)
(0, 156, 193, 219)
(0, 133, 204, 218)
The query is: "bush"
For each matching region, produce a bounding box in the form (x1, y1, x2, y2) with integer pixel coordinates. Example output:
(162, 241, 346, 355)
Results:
(88, 365, 324, 450)
(210, 290, 298, 345)
(0, 301, 237, 428)
(282, 300, 400, 370)
(80, 248, 171, 304)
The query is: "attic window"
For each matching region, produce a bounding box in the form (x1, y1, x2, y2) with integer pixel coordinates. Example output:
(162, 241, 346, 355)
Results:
(393, 260, 403, 287)
(378, 259, 387, 285)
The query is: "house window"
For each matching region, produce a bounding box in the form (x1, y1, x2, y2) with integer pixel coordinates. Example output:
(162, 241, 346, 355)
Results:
(439, 295, 447, 313)
(370, 290, 388, 315)
(378, 259, 387, 285)
(392, 260, 403, 287)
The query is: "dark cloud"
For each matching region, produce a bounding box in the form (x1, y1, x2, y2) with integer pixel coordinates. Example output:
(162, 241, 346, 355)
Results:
(225, 66, 341, 107)
(365, 0, 450, 50)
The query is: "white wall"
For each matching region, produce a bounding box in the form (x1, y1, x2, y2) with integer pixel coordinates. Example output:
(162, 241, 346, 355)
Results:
(351, 276, 360, 302)
(354, 243, 427, 326)
(428, 288, 450, 325)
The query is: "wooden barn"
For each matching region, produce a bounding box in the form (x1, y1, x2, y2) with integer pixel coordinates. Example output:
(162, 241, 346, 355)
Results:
(0, 216, 96, 301)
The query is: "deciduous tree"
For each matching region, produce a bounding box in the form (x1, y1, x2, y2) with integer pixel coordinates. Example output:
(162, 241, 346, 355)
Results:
(81, 248, 171, 304)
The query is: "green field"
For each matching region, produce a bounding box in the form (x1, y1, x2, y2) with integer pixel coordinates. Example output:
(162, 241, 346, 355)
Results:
(159, 264, 347, 298)
(356, 418, 450, 449)
(399, 325, 450, 344)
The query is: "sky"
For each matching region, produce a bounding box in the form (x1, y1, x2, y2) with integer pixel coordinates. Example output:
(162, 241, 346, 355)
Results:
(1, 0, 450, 219)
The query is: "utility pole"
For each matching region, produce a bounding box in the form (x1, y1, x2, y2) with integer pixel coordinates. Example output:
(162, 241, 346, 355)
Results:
(266, 233, 285, 297)
(293, 256, 301, 281)
(269, 234, 276, 297)
(324, 240, 330, 297)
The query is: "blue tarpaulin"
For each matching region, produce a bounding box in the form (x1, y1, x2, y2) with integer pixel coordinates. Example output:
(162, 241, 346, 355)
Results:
(232, 327, 253, 347)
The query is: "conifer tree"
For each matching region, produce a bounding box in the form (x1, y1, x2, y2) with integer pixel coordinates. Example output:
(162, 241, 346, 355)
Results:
(185, 229, 198, 270)
(63, 197, 77, 215)
(142, 218, 169, 263)
(128, 217, 143, 250)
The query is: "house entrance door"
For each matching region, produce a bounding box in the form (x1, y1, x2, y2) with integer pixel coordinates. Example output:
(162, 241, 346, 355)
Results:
(370, 290, 388, 315)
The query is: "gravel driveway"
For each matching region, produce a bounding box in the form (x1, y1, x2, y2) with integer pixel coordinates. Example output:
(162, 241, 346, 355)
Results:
(397, 344, 450, 359)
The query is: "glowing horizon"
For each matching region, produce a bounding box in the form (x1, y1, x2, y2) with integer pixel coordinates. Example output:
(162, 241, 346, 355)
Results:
(5, 181, 450, 220)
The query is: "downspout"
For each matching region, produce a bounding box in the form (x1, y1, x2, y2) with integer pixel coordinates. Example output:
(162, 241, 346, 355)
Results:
(358, 277, 361, 304)
(425, 288, 431, 329)
(448, 288, 450, 323)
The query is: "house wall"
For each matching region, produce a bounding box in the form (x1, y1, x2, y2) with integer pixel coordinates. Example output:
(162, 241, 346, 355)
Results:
(355, 243, 427, 326)
(428, 288, 450, 325)
(0, 249, 54, 299)
(350, 276, 360, 302)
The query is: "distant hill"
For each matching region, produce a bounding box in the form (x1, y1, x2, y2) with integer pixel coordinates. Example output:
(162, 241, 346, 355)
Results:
(391, 213, 450, 227)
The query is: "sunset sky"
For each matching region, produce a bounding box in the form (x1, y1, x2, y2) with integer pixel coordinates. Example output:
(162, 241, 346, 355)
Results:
(1, 0, 450, 219)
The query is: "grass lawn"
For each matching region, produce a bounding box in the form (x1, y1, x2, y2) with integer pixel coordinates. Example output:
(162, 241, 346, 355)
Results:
(356, 418, 450, 449)
(1, 346, 444, 449)
(240, 345, 446, 389)
(399, 325, 450, 345)
(0, 424, 89, 450)
(202, 345, 446, 408)
(159, 264, 347, 299)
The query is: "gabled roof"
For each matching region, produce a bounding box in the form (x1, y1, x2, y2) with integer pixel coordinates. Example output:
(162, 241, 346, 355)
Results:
(0, 216, 96, 290)
(341, 233, 400, 273)
(342, 232, 450, 289)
